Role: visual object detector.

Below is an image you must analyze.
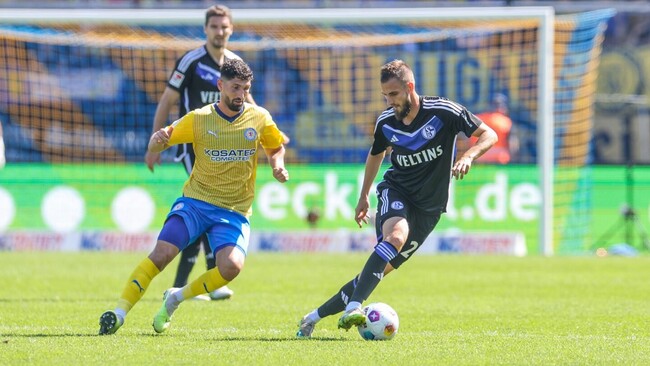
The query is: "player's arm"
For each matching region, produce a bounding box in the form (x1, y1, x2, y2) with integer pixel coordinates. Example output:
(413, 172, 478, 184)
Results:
(148, 126, 174, 153)
(452, 121, 498, 180)
(148, 112, 194, 153)
(260, 112, 289, 182)
(355, 149, 386, 228)
(356, 118, 389, 227)
(145, 87, 181, 172)
(264, 145, 289, 183)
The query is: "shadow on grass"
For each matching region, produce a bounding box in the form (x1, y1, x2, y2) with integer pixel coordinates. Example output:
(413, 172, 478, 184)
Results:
(212, 336, 346, 342)
(1, 333, 346, 342)
(139, 333, 347, 342)
(0, 298, 161, 303)
(0, 333, 98, 337)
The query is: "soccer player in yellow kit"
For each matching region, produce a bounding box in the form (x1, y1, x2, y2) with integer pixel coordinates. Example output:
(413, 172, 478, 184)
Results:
(98, 58, 289, 335)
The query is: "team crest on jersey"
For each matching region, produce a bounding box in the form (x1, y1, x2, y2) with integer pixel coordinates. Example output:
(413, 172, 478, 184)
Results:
(244, 128, 257, 141)
(172, 202, 184, 211)
(421, 125, 436, 140)
(169, 71, 184, 88)
(391, 201, 404, 210)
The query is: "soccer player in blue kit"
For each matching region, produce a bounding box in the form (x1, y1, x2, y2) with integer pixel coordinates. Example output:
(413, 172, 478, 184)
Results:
(297, 59, 498, 338)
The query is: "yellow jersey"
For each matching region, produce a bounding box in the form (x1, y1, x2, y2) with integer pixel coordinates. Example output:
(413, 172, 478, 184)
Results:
(168, 103, 283, 217)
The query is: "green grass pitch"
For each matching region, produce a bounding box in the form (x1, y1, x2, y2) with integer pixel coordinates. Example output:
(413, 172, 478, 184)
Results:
(0, 251, 649, 365)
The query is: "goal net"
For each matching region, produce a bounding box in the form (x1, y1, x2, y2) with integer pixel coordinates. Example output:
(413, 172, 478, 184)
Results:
(0, 8, 614, 254)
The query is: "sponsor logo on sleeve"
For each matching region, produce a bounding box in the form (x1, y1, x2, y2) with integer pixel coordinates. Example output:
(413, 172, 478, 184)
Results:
(169, 71, 185, 88)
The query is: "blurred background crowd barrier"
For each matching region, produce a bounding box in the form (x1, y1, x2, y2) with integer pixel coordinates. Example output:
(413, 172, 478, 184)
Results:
(0, 1, 648, 256)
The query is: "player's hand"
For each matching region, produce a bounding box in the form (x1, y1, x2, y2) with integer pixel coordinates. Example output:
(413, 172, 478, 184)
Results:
(452, 156, 473, 180)
(148, 126, 174, 153)
(145, 150, 161, 172)
(273, 167, 289, 183)
(355, 198, 370, 228)
(154, 126, 173, 144)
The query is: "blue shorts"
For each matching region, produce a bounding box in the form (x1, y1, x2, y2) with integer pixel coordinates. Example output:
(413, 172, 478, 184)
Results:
(165, 197, 250, 256)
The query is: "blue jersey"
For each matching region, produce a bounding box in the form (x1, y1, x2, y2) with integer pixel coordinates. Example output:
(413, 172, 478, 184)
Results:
(370, 96, 481, 213)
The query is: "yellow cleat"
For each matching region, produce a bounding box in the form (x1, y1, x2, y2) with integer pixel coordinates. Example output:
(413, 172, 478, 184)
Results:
(337, 308, 366, 330)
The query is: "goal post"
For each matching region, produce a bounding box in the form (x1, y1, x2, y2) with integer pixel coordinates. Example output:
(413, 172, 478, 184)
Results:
(0, 7, 614, 255)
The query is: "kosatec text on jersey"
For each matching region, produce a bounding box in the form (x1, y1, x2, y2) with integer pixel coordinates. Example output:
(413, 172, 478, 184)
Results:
(204, 148, 256, 162)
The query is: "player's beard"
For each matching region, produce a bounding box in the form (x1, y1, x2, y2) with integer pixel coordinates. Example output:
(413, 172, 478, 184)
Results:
(223, 96, 243, 112)
(209, 32, 230, 50)
(394, 98, 412, 121)
(211, 37, 226, 49)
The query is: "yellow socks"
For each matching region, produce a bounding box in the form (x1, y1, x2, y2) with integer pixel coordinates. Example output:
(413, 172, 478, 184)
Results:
(182, 267, 229, 300)
(116, 257, 160, 314)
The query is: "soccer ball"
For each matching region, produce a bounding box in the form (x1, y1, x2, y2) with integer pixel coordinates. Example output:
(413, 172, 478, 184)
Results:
(357, 302, 399, 340)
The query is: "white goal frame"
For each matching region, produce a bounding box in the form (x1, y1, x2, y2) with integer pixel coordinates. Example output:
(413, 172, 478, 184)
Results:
(0, 7, 555, 255)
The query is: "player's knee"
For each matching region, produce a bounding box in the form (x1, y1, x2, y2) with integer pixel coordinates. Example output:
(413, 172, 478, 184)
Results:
(384, 233, 407, 251)
(215, 246, 246, 280)
(217, 260, 243, 281)
(382, 218, 409, 250)
(149, 241, 180, 270)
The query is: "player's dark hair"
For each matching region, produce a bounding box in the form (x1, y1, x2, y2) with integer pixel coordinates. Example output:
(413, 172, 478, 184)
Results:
(221, 58, 254, 82)
(205, 4, 232, 26)
(381, 59, 412, 84)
